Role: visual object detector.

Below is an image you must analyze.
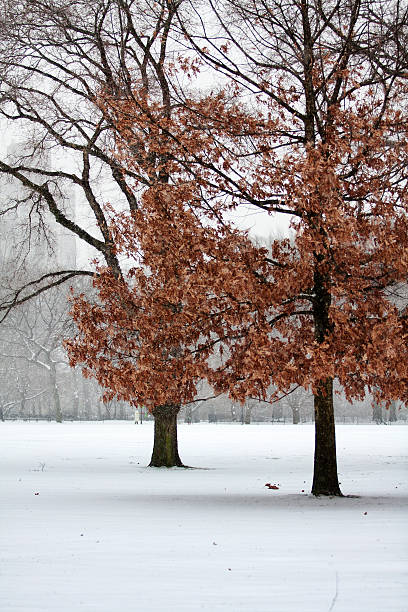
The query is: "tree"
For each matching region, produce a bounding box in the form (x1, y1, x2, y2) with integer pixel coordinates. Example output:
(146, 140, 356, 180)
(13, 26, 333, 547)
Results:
(4, 0, 407, 494)
(0, 0, 194, 463)
(65, 165, 258, 465)
(68, 0, 408, 488)
(165, 0, 408, 495)
(284, 387, 313, 425)
(0, 285, 77, 421)
(389, 400, 398, 422)
(96, 0, 408, 492)
(372, 399, 385, 424)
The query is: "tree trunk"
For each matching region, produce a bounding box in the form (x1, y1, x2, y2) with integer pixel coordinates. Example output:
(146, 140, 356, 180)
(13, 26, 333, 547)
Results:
(292, 406, 300, 424)
(311, 378, 342, 496)
(72, 368, 79, 420)
(272, 403, 283, 422)
(149, 404, 183, 467)
(389, 400, 397, 422)
(311, 262, 342, 496)
(20, 396, 26, 418)
(184, 405, 193, 424)
(372, 401, 383, 424)
(53, 384, 62, 423)
(82, 377, 92, 419)
(50, 364, 62, 423)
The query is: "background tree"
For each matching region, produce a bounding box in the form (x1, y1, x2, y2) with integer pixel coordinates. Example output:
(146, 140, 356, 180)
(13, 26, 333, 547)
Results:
(0, 286, 77, 421)
(284, 388, 309, 425)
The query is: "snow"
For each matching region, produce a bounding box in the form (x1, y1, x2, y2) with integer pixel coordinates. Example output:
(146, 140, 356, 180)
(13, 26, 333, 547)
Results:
(1, 421, 407, 612)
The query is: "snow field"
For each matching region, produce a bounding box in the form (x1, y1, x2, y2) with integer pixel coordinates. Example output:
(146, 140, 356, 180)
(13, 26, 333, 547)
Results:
(0, 421, 407, 611)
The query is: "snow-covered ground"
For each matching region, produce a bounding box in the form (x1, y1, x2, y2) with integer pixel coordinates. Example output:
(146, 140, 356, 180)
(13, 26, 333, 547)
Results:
(1, 421, 407, 612)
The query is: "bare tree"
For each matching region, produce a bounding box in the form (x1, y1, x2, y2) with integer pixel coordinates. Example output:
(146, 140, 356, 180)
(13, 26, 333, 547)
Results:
(0, 284, 76, 421)
(0, 0, 185, 313)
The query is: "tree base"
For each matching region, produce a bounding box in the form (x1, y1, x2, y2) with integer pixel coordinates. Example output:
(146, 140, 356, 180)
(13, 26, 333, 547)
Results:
(312, 378, 342, 497)
(148, 461, 185, 468)
(311, 486, 343, 497)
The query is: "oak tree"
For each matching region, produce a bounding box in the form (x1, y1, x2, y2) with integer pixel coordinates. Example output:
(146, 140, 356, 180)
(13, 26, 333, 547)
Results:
(171, 0, 408, 495)
(0, 0, 194, 463)
(95, 0, 408, 493)
(67, 63, 407, 491)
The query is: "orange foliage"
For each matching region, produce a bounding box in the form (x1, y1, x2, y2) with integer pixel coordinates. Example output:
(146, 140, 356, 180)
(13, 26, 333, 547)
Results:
(66, 67, 408, 410)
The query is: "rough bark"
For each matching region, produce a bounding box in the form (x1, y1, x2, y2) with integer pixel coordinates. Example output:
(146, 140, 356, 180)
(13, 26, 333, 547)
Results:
(312, 378, 342, 496)
(149, 404, 183, 467)
(312, 267, 342, 496)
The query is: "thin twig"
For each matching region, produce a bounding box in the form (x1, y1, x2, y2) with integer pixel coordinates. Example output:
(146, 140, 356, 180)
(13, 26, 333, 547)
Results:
(248, 385, 301, 405)
(185, 393, 222, 405)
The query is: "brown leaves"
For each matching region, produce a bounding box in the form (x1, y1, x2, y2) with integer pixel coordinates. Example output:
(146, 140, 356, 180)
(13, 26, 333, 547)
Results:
(66, 58, 408, 411)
